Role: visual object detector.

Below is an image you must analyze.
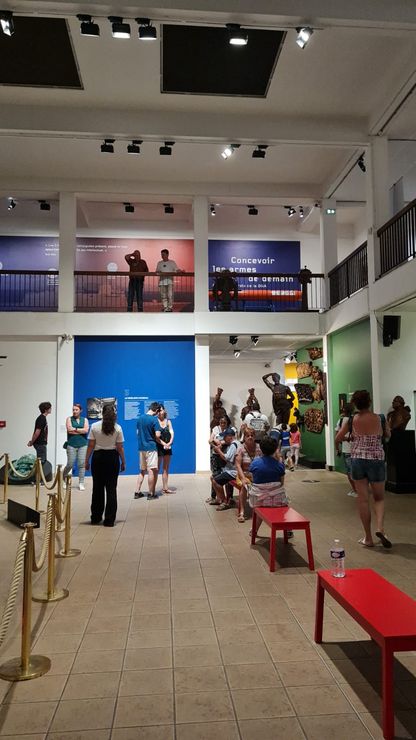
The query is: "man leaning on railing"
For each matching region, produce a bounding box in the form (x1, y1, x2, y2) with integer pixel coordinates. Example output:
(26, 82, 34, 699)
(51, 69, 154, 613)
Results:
(125, 250, 149, 312)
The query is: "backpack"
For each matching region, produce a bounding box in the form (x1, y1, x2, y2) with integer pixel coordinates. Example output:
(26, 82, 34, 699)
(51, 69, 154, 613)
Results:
(249, 413, 266, 432)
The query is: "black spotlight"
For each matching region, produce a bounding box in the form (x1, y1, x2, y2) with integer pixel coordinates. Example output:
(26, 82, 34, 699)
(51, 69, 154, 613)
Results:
(229, 336, 238, 346)
(248, 205, 258, 216)
(7, 197, 16, 210)
(124, 202, 135, 214)
(226, 23, 248, 46)
(127, 140, 142, 154)
(285, 206, 296, 217)
(39, 200, 51, 211)
(101, 139, 115, 153)
(108, 16, 131, 39)
(251, 336, 259, 346)
(252, 145, 268, 159)
(77, 14, 100, 37)
(358, 155, 366, 173)
(160, 141, 175, 156)
(136, 18, 157, 40)
(210, 204, 216, 216)
(0, 11, 14, 36)
(164, 203, 174, 214)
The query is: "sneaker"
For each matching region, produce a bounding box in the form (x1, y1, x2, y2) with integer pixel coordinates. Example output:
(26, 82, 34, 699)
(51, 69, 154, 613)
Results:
(347, 490, 358, 497)
(134, 492, 144, 499)
(79, 483, 85, 491)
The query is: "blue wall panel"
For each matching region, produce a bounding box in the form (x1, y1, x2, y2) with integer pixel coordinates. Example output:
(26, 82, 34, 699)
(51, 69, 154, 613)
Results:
(74, 337, 195, 475)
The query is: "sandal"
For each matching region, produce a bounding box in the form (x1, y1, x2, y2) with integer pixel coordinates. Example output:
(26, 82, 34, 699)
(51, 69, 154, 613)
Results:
(358, 537, 374, 547)
(237, 514, 245, 523)
(209, 499, 220, 505)
(163, 489, 175, 494)
(216, 503, 230, 511)
(375, 531, 392, 549)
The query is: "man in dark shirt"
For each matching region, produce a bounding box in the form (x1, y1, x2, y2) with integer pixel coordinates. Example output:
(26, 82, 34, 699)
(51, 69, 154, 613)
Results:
(27, 401, 52, 463)
(125, 250, 149, 312)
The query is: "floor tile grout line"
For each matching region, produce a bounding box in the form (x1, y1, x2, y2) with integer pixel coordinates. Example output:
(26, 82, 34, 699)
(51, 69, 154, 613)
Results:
(167, 494, 178, 740)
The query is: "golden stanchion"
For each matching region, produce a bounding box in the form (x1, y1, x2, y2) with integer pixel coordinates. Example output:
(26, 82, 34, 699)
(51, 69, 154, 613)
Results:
(0, 524, 51, 681)
(2, 453, 9, 505)
(34, 457, 43, 513)
(32, 493, 69, 603)
(55, 465, 65, 533)
(56, 478, 80, 559)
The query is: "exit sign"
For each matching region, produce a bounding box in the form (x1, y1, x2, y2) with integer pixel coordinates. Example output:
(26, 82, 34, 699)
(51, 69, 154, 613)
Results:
(0, 421, 6, 428)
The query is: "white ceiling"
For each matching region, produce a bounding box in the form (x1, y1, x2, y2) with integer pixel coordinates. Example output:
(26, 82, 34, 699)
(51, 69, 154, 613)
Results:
(209, 333, 317, 362)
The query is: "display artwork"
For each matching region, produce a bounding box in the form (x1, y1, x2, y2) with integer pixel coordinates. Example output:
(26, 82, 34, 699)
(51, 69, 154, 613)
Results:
(296, 362, 312, 379)
(304, 408, 325, 434)
(87, 397, 117, 419)
(208, 239, 301, 310)
(307, 347, 323, 360)
(387, 396, 411, 431)
(295, 383, 314, 404)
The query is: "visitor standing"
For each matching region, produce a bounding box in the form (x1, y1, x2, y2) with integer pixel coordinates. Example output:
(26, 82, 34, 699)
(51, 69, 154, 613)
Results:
(155, 249, 183, 312)
(157, 406, 175, 494)
(27, 401, 52, 463)
(63, 403, 89, 490)
(85, 404, 125, 527)
(135, 401, 168, 500)
(289, 423, 301, 469)
(125, 250, 149, 312)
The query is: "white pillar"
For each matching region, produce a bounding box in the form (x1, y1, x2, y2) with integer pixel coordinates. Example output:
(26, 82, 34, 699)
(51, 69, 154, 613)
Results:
(193, 196, 209, 312)
(55, 335, 75, 466)
(195, 334, 210, 472)
(58, 192, 76, 312)
(320, 198, 338, 308)
(366, 136, 390, 286)
(322, 334, 334, 469)
(369, 312, 381, 412)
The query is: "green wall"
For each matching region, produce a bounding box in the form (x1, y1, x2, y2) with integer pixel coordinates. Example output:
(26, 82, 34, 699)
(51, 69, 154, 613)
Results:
(328, 318, 373, 472)
(296, 341, 326, 465)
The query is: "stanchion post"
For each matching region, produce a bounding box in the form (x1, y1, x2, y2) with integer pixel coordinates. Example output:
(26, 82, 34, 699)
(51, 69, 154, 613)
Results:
(56, 465, 65, 533)
(2, 453, 9, 505)
(0, 524, 51, 681)
(32, 494, 69, 604)
(34, 457, 41, 512)
(56, 479, 81, 559)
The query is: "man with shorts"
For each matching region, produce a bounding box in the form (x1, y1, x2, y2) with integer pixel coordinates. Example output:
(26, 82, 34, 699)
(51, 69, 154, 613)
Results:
(134, 401, 168, 500)
(210, 428, 239, 511)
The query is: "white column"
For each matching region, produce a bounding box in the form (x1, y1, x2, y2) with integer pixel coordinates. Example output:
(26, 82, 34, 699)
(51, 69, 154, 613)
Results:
(320, 198, 338, 308)
(193, 196, 209, 312)
(366, 135, 390, 286)
(195, 334, 211, 472)
(55, 335, 75, 466)
(58, 192, 76, 312)
(369, 312, 381, 411)
(322, 334, 334, 469)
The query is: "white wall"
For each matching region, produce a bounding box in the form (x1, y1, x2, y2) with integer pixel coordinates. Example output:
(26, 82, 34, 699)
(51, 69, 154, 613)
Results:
(210, 358, 285, 430)
(379, 313, 416, 429)
(0, 339, 58, 465)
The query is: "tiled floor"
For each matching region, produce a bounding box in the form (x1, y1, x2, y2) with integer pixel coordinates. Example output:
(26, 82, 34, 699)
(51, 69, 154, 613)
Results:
(1, 470, 416, 739)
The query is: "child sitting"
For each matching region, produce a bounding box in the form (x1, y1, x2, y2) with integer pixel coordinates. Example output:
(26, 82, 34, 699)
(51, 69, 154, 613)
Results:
(249, 437, 292, 537)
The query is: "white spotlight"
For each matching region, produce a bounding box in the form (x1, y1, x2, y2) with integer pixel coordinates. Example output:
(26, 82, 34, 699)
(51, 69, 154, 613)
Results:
(0, 11, 14, 36)
(234, 349, 241, 358)
(296, 27, 313, 49)
(108, 16, 131, 39)
(226, 24, 248, 46)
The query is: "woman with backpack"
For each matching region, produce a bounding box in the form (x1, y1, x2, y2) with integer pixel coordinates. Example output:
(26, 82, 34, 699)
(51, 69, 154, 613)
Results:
(335, 390, 391, 548)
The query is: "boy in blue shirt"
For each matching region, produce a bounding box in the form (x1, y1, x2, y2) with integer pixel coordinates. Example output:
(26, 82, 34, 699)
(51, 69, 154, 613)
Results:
(249, 436, 293, 538)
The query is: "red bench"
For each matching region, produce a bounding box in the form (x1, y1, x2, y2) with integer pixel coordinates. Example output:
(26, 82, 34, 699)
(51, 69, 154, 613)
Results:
(250, 506, 315, 572)
(315, 568, 416, 740)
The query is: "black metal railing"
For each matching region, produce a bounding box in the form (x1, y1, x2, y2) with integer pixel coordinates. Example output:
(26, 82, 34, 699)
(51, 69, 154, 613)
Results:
(75, 271, 194, 312)
(378, 197, 416, 277)
(0, 270, 59, 311)
(328, 242, 368, 307)
(208, 272, 325, 312)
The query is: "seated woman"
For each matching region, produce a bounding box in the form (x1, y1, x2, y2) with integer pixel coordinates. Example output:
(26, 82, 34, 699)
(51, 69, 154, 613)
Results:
(249, 436, 289, 537)
(235, 428, 261, 523)
(206, 416, 228, 503)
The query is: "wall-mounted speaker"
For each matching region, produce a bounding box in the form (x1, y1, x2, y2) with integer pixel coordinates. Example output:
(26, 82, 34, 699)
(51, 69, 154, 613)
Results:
(383, 315, 401, 347)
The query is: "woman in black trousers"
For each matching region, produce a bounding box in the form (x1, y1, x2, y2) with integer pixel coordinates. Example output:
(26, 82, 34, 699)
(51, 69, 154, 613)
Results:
(85, 404, 126, 527)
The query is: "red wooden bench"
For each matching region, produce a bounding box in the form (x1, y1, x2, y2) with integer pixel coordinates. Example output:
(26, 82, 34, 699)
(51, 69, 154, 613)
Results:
(250, 506, 315, 572)
(315, 568, 416, 740)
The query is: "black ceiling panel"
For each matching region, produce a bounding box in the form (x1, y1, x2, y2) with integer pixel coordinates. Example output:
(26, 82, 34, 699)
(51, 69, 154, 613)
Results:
(162, 25, 285, 97)
(0, 17, 82, 88)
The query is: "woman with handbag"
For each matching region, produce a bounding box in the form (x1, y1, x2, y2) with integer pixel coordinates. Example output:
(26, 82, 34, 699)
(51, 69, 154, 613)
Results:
(63, 403, 89, 490)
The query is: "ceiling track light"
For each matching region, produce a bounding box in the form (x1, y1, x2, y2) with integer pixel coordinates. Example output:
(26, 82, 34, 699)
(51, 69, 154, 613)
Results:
(248, 205, 258, 216)
(136, 17, 157, 40)
(326, 207, 336, 215)
(299, 206, 304, 218)
(7, 197, 16, 210)
(160, 141, 175, 156)
(77, 14, 100, 37)
(39, 200, 51, 211)
(285, 205, 296, 218)
(296, 26, 313, 49)
(164, 203, 174, 214)
(0, 10, 14, 36)
(124, 202, 134, 213)
(108, 16, 131, 39)
(226, 23, 248, 46)
(234, 349, 241, 358)
(251, 336, 259, 346)
(221, 143, 240, 160)
(229, 335, 238, 346)
(357, 155, 366, 173)
(210, 204, 216, 216)
(252, 145, 268, 159)
(127, 139, 142, 154)
(101, 138, 115, 153)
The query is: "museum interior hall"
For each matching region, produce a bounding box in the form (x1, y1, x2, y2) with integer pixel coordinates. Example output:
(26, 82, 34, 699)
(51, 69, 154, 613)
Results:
(1, 1, 416, 739)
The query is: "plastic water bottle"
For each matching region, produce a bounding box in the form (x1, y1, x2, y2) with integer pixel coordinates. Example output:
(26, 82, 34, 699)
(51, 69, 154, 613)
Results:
(330, 539, 345, 578)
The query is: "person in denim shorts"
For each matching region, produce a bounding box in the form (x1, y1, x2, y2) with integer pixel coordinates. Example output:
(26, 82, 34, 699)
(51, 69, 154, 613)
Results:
(335, 390, 391, 549)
